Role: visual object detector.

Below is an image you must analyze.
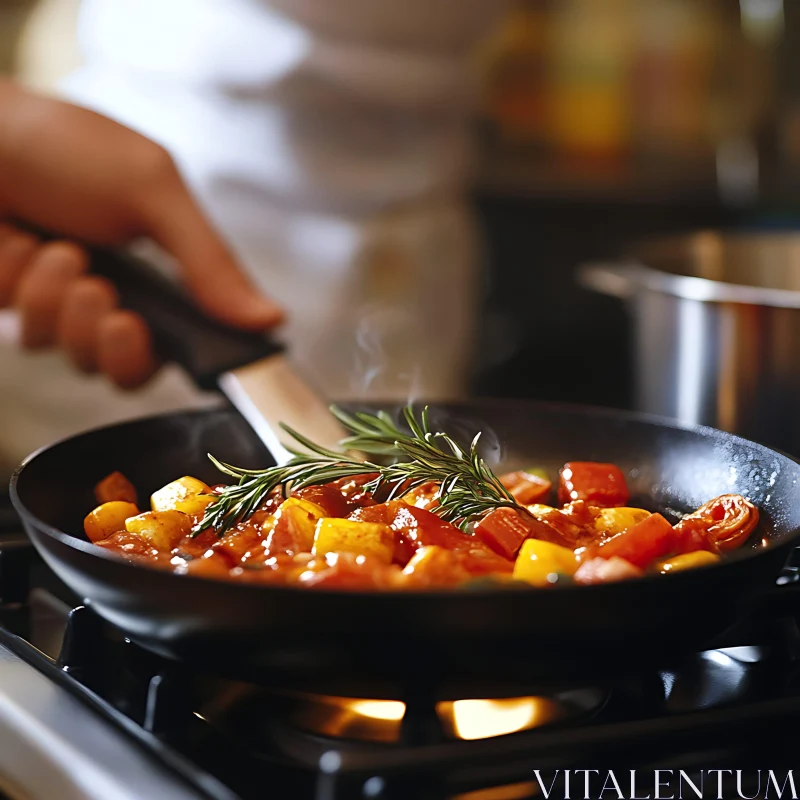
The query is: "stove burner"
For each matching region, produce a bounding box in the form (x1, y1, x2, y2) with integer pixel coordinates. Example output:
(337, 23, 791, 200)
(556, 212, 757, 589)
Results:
(201, 686, 607, 747)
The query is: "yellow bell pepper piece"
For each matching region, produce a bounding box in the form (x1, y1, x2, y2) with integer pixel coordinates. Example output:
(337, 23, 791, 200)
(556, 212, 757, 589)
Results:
(513, 539, 578, 587)
(84, 501, 139, 543)
(656, 551, 720, 573)
(313, 518, 395, 564)
(593, 507, 651, 537)
(151, 476, 213, 516)
(125, 510, 191, 551)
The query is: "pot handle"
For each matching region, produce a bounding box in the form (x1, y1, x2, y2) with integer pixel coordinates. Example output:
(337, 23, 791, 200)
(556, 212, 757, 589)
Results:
(577, 262, 637, 301)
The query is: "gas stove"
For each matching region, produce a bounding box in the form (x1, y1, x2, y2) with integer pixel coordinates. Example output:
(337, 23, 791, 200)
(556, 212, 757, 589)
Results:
(2, 503, 800, 800)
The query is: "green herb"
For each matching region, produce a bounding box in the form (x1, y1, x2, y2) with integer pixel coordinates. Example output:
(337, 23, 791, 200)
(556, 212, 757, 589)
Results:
(194, 405, 524, 537)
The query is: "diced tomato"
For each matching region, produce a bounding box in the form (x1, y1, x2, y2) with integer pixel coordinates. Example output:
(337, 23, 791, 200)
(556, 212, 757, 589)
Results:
(353, 501, 468, 551)
(559, 500, 599, 529)
(392, 530, 417, 567)
(180, 552, 234, 579)
(591, 512, 675, 569)
(95, 532, 174, 567)
(392, 504, 474, 551)
(672, 517, 720, 555)
(351, 501, 502, 566)
(349, 503, 412, 564)
(460, 547, 515, 576)
(574, 556, 643, 585)
(525, 505, 583, 547)
(213, 526, 267, 565)
(297, 553, 399, 590)
(401, 544, 513, 587)
(349, 503, 392, 525)
(499, 471, 552, 505)
(401, 481, 441, 510)
(178, 527, 219, 559)
(679, 495, 758, 552)
(263, 519, 302, 557)
(401, 546, 472, 587)
(328, 474, 380, 507)
(224, 555, 307, 586)
(558, 462, 629, 507)
(293, 484, 351, 518)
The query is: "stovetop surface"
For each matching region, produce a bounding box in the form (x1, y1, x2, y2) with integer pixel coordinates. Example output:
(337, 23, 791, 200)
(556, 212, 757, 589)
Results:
(2, 516, 800, 800)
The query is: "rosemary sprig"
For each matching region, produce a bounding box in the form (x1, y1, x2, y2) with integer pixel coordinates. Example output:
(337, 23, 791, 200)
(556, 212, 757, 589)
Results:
(194, 405, 522, 536)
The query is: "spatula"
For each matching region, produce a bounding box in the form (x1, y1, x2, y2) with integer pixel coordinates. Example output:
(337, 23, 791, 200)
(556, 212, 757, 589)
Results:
(88, 247, 348, 464)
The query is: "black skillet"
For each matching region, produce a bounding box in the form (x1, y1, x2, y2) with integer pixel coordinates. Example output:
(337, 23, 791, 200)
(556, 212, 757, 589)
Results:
(9, 249, 800, 699)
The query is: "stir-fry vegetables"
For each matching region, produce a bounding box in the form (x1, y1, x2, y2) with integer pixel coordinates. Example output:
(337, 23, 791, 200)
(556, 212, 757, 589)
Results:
(83, 407, 760, 591)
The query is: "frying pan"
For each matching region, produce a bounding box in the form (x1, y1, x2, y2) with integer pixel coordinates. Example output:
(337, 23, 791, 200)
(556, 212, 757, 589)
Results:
(11, 401, 800, 699)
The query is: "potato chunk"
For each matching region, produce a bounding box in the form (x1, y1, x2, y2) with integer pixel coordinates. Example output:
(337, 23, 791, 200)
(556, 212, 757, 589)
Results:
(94, 471, 137, 505)
(312, 518, 394, 564)
(151, 476, 213, 516)
(266, 496, 327, 554)
(84, 501, 139, 543)
(125, 510, 191, 551)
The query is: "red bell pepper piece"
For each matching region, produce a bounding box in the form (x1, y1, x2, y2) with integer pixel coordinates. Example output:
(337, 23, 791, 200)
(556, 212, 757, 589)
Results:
(558, 462, 630, 507)
(474, 507, 575, 559)
(473, 508, 531, 559)
(499, 471, 552, 505)
(592, 512, 674, 569)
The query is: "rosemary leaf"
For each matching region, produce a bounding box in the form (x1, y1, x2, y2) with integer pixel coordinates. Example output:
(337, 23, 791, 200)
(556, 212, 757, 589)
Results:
(194, 404, 524, 537)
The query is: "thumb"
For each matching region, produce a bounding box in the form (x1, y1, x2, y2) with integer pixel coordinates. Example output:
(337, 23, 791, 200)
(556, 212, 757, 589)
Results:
(138, 177, 284, 331)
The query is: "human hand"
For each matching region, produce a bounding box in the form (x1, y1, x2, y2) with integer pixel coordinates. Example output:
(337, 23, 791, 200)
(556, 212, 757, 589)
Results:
(0, 80, 283, 388)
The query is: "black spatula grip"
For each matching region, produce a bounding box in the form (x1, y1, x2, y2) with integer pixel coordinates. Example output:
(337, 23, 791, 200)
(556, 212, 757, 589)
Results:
(87, 247, 283, 390)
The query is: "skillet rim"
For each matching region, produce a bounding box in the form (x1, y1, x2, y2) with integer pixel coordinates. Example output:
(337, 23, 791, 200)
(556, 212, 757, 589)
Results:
(9, 400, 800, 600)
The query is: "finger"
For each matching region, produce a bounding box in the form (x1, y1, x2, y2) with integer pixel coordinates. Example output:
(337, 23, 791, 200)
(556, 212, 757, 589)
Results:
(0, 223, 16, 247)
(97, 309, 158, 389)
(0, 228, 39, 307)
(138, 177, 284, 330)
(14, 241, 88, 348)
(57, 275, 119, 372)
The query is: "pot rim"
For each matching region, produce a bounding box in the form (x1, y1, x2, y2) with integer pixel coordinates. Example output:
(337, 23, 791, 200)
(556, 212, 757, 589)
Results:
(579, 261, 800, 309)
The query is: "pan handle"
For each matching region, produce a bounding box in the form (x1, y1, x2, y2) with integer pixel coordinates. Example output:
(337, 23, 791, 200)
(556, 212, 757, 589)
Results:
(87, 246, 284, 390)
(13, 223, 285, 390)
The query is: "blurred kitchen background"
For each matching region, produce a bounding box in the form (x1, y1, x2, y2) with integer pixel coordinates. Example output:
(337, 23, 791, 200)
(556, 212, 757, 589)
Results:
(1, 0, 796, 412)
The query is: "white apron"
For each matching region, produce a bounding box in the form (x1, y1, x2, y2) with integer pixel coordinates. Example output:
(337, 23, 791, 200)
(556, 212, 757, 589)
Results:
(0, 0, 505, 468)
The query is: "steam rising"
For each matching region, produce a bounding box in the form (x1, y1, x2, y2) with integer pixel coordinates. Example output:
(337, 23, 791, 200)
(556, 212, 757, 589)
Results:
(352, 304, 422, 401)
(351, 305, 505, 468)
(426, 407, 505, 470)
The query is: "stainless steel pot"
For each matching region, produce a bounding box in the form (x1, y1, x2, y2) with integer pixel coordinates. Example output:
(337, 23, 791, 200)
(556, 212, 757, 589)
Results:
(579, 231, 800, 456)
